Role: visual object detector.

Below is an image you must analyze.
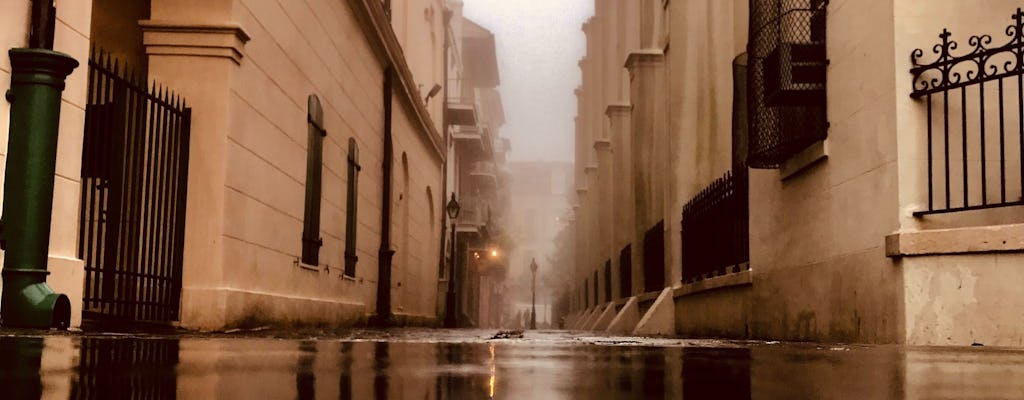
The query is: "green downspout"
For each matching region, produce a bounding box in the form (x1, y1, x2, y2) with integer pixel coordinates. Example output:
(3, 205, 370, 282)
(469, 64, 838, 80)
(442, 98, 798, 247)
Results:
(0, 0, 77, 329)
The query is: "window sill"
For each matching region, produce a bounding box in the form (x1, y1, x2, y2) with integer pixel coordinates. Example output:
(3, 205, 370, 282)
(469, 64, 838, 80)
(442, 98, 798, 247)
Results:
(673, 269, 753, 298)
(779, 139, 828, 180)
(886, 223, 1024, 257)
(341, 274, 357, 281)
(295, 260, 320, 272)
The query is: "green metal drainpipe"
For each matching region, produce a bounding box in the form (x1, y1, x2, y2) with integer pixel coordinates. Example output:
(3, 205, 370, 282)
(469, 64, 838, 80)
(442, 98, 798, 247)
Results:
(0, 41, 78, 328)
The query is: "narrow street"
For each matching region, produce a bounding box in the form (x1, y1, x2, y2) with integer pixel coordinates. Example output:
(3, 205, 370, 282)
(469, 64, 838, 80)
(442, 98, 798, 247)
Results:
(3, 0, 1024, 398)
(2, 328, 1024, 399)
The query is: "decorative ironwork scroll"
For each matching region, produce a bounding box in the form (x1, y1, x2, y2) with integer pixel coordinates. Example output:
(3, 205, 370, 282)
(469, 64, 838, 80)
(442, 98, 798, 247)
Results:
(910, 8, 1024, 215)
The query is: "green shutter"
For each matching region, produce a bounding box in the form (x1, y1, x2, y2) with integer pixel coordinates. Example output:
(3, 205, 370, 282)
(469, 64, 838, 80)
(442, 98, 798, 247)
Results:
(301, 95, 326, 266)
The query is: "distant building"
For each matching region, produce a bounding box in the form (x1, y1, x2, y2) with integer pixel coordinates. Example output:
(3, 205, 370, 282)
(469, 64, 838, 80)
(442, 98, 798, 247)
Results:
(506, 161, 572, 327)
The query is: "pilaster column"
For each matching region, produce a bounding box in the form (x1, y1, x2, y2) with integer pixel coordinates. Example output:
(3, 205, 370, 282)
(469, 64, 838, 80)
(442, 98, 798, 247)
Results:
(574, 189, 588, 294)
(625, 50, 665, 236)
(594, 138, 613, 302)
(584, 165, 598, 280)
(141, 13, 249, 329)
(626, 50, 665, 293)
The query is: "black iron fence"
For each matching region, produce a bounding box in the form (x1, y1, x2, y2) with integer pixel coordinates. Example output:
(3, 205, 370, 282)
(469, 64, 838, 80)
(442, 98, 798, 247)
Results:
(910, 8, 1024, 215)
(603, 259, 611, 303)
(642, 221, 665, 292)
(680, 170, 750, 283)
(78, 49, 191, 323)
(619, 245, 631, 299)
(747, 0, 828, 168)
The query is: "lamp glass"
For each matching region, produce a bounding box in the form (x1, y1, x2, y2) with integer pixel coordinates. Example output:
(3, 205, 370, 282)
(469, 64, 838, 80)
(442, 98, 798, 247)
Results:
(446, 194, 460, 219)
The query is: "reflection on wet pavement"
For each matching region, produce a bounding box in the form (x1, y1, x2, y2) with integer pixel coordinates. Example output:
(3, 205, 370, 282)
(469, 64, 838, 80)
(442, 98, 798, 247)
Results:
(0, 331, 1023, 399)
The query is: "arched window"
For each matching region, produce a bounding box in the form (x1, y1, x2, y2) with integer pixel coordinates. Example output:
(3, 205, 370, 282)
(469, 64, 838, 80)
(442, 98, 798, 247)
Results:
(302, 95, 326, 266)
(343, 137, 361, 277)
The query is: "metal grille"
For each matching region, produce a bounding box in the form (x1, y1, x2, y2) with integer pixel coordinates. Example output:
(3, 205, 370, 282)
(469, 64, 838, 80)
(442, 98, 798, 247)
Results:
(584, 280, 589, 309)
(680, 170, 750, 283)
(78, 49, 191, 323)
(642, 221, 665, 293)
(603, 259, 611, 303)
(619, 245, 631, 299)
(70, 338, 179, 400)
(747, 0, 828, 168)
(910, 8, 1024, 215)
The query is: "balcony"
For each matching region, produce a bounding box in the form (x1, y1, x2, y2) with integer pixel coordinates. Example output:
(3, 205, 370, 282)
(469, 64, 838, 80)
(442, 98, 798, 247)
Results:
(447, 100, 477, 126)
(470, 161, 497, 185)
(447, 79, 478, 126)
(456, 196, 488, 234)
(452, 125, 484, 149)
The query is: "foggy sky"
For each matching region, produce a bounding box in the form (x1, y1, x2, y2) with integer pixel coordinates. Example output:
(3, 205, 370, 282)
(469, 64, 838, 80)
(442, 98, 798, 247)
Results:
(462, 0, 593, 162)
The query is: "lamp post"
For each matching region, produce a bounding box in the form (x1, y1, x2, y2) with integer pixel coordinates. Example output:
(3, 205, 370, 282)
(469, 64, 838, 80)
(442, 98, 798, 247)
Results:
(444, 193, 460, 328)
(530, 258, 538, 330)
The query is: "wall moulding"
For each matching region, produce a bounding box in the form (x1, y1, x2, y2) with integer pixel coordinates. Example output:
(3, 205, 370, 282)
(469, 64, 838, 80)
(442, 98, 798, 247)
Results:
(140, 20, 251, 65)
(779, 139, 828, 180)
(674, 269, 752, 298)
(624, 49, 664, 70)
(605, 103, 632, 116)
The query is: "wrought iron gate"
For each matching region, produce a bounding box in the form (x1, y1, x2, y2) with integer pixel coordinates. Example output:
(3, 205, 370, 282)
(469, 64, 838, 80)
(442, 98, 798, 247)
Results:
(78, 49, 191, 323)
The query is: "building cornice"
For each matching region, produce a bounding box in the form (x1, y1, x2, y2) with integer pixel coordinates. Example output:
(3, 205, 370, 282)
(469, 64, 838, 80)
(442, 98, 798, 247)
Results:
(605, 103, 632, 116)
(140, 20, 251, 65)
(347, 0, 444, 162)
(624, 49, 664, 70)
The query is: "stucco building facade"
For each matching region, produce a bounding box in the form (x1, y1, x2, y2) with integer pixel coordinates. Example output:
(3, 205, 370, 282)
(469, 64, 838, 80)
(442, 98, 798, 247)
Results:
(0, 0, 500, 330)
(441, 7, 511, 328)
(565, 0, 1024, 346)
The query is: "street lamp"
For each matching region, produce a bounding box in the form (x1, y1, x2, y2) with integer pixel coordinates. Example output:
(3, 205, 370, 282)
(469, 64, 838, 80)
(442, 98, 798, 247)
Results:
(444, 193, 460, 328)
(530, 258, 538, 330)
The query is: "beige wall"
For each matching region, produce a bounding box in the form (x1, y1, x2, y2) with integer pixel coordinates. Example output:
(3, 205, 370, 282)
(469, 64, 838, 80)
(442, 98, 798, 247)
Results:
(743, 0, 903, 343)
(199, 0, 444, 327)
(392, 0, 446, 135)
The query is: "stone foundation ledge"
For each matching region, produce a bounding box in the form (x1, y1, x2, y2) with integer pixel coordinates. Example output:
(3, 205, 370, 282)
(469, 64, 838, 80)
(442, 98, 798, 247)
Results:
(886, 223, 1024, 257)
(673, 269, 753, 298)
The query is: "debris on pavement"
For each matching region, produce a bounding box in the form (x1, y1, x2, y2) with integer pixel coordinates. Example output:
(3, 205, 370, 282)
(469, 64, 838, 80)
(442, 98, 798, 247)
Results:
(490, 329, 524, 339)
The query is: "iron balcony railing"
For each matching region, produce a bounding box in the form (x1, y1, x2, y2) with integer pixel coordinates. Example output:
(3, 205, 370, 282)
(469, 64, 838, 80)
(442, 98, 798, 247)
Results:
(680, 169, 750, 283)
(747, 0, 828, 168)
(446, 77, 478, 126)
(470, 161, 497, 182)
(457, 195, 488, 228)
(910, 8, 1024, 215)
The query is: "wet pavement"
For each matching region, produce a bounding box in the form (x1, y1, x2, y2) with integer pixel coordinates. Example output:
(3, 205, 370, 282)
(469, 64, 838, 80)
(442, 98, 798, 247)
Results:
(0, 328, 1023, 399)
